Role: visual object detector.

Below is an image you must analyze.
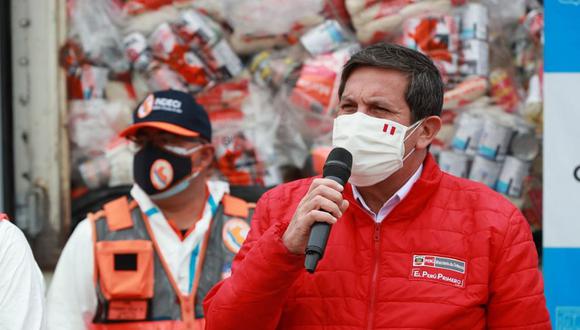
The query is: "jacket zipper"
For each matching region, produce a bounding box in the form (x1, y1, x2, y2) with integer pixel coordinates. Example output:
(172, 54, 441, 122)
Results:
(367, 222, 381, 330)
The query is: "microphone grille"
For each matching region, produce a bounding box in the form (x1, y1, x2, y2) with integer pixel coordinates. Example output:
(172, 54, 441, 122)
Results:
(323, 147, 352, 184)
(326, 147, 352, 168)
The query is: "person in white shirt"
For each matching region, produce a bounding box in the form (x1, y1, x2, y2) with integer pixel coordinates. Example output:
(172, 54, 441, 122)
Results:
(0, 214, 46, 330)
(47, 90, 254, 330)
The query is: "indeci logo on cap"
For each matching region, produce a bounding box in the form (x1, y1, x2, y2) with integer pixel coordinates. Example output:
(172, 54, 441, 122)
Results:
(137, 94, 155, 119)
(153, 97, 183, 114)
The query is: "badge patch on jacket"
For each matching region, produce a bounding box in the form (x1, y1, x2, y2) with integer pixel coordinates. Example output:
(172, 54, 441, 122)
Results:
(222, 218, 250, 253)
(409, 254, 467, 288)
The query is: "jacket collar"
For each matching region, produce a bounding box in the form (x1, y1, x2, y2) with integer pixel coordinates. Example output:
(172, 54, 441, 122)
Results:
(344, 153, 442, 222)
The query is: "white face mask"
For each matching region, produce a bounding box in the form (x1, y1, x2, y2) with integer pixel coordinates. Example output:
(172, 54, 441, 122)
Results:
(332, 112, 423, 187)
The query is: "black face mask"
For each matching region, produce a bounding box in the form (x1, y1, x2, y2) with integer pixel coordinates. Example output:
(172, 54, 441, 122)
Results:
(133, 143, 193, 197)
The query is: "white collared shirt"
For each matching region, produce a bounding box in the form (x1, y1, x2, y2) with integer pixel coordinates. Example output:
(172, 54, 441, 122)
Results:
(47, 180, 229, 330)
(131, 182, 227, 294)
(352, 165, 423, 223)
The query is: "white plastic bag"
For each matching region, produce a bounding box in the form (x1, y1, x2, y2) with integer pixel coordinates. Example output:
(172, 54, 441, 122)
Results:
(223, 0, 324, 37)
(70, 0, 129, 72)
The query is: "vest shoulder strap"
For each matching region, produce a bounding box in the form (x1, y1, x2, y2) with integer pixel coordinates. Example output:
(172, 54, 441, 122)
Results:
(222, 194, 254, 219)
(102, 196, 137, 231)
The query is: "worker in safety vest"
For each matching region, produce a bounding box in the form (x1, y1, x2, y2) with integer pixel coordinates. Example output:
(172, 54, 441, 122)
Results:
(47, 90, 253, 330)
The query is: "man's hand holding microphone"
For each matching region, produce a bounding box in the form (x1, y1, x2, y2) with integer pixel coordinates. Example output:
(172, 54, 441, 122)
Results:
(282, 148, 353, 273)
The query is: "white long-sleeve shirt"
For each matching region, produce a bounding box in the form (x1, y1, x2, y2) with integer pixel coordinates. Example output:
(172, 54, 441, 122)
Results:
(0, 219, 46, 330)
(47, 181, 228, 330)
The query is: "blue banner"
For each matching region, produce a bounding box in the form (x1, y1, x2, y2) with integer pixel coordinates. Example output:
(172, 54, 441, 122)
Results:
(544, 1, 580, 328)
(545, 0, 580, 72)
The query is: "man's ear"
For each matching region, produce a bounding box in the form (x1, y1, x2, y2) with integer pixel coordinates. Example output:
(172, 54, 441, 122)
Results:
(198, 144, 215, 168)
(415, 116, 442, 150)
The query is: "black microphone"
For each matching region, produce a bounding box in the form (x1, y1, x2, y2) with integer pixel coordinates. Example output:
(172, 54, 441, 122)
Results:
(305, 147, 352, 273)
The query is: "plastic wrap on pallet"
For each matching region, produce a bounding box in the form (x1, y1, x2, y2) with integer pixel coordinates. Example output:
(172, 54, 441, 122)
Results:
(70, 0, 129, 72)
(121, 0, 173, 16)
(300, 20, 355, 56)
(348, 0, 452, 44)
(61, 0, 546, 225)
(223, 0, 326, 54)
(198, 80, 279, 186)
(68, 100, 134, 190)
(289, 45, 359, 117)
(443, 76, 488, 110)
(68, 100, 133, 157)
(248, 49, 303, 89)
(401, 13, 460, 84)
(239, 84, 284, 186)
(223, 0, 324, 38)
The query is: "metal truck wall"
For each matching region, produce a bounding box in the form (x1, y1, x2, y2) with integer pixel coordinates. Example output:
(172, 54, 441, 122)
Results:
(10, 0, 69, 267)
(1, 0, 14, 214)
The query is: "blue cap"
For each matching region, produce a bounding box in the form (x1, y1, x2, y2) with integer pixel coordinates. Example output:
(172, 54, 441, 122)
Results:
(120, 89, 212, 142)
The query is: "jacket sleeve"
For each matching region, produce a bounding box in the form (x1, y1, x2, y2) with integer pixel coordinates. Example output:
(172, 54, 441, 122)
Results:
(487, 209, 551, 329)
(46, 219, 98, 330)
(203, 190, 305, 330)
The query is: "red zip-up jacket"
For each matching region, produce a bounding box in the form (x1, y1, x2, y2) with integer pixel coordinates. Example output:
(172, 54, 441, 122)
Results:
(204, 155, 551, 329)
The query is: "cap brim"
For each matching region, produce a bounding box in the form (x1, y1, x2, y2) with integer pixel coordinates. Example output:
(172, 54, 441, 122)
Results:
(119, 122, 200, 138)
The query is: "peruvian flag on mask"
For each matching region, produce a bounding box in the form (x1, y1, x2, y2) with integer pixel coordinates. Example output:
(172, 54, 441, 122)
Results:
(383, 123, 397, 135)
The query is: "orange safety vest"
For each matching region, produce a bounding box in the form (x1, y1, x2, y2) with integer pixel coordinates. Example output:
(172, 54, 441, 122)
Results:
(87, 194, 254, 330)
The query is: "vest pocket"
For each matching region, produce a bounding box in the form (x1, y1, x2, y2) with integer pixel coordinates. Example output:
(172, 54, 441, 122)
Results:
(95, 240, 154, 300)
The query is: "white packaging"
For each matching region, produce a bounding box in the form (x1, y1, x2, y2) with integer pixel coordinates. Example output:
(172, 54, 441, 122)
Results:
(469, 155, 503, 188)
(211, 39, 243, 78)
(79, 156, 111, 189)
(451, 113, 484, 155)
(460, 39, 489, 76)
(123, 32, 152, 71)
(106, 141, 134, 187)
(510, 131, 539, 162)
(404, 15, 460, 53)
(477, 118, 513, 161)
(438, 150, 470, 178)
(123, 32, 148, 62)
(510, 119, 539, 161)
(81, 65, 109, 100)
(495, 156, 531, 197)
(149, 23, 178, 60)
(461, 3, 489, 40)
(300, 20, 349, 56)
(179, 9, 220, 45)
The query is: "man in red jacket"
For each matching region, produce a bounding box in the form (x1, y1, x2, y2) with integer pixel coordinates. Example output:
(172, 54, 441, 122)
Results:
(203, 43, 551, 329)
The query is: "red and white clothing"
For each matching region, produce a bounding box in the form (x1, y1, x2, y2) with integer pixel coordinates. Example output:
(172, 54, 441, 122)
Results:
(352, 164, 422, 222)
(204, 155, 550, 329)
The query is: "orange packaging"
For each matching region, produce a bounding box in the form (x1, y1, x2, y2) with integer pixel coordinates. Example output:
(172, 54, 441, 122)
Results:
(290, 53, 344, 115)
(442, 76, 487, 110)
(122, 0, 172, 16)
(489, 68, 521, 113)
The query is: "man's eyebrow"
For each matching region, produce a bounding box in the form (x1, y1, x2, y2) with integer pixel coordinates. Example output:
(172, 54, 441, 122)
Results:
(339, 95, 355, 102)
(365, 96, 402, 110)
